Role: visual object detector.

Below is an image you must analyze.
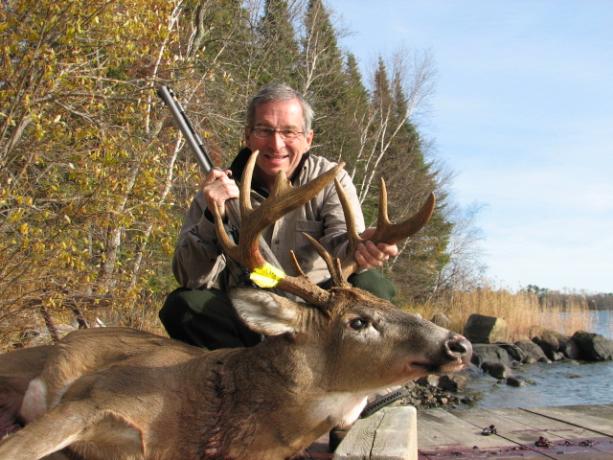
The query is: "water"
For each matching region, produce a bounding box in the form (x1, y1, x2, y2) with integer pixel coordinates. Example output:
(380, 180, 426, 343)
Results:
(462, 309, 613, 409)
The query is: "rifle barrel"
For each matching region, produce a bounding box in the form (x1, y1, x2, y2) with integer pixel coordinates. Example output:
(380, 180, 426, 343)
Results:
(157, 86, 214, 173)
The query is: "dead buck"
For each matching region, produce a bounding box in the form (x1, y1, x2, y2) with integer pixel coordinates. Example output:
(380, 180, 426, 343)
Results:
(0, 151, 471, 460)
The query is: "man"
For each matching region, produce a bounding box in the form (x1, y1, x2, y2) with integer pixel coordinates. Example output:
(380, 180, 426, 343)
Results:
(160, 83, 398, 350)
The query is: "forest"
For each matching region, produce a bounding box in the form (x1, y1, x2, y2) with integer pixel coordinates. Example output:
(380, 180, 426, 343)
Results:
(1, 1, 604, 345)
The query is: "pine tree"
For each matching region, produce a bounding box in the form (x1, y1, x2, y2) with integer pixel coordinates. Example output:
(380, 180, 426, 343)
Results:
(383, 69, 454, 301)
(256, 0, 301, 87)
(300, 0, 348, 159)
(340, 53, 372, 176)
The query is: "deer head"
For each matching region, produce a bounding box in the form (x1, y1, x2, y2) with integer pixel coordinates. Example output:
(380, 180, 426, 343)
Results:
(212, 150, 471, 395)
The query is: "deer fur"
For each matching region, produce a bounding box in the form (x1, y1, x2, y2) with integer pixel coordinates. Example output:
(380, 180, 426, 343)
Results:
(0, 287, 470, 460)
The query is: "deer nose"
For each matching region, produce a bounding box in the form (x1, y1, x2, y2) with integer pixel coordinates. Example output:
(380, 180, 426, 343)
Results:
(444, 334, 473, 364)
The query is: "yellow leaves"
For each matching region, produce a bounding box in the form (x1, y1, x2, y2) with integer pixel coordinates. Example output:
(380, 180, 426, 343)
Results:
(7, 208, 25, 224)
(1, 0, 228, 325)
(14, 195, 33, 207)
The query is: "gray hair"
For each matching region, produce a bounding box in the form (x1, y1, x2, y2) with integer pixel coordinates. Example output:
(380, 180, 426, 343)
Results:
(246, 83, 314, 133)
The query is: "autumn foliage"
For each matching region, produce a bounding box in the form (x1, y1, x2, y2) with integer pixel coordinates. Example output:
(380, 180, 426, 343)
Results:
(1, 0, 454, 345)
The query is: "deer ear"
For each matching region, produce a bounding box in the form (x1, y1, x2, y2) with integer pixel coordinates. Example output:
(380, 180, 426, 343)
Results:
(230, 289, 302, 336)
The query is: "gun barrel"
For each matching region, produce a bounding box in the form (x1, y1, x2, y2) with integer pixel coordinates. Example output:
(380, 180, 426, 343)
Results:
(157, 86, 214, 173)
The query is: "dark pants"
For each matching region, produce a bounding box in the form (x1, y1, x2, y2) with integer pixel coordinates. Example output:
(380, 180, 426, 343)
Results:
(159, 269, 395, 350)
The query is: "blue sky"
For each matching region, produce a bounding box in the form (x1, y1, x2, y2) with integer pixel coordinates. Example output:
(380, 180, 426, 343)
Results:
(327, 1, 613, 293)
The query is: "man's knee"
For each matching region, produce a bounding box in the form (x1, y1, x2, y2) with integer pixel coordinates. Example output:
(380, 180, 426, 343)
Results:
(160, 287, 260, 350)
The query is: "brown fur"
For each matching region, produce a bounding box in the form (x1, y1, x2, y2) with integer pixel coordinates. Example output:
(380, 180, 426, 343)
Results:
(0, 287, 471, 459)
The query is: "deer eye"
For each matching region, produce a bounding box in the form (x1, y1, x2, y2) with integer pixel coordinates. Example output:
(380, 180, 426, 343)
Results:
(349, 318, 369, 331)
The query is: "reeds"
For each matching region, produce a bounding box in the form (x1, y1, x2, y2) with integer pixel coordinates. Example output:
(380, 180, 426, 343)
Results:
(407, 287, 593, 342)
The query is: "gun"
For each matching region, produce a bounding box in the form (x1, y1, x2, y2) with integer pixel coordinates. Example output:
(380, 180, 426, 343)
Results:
(157, 85, 214, 173)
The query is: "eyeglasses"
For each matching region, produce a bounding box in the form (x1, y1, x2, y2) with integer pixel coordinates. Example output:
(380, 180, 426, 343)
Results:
(251, 126, 304, 141)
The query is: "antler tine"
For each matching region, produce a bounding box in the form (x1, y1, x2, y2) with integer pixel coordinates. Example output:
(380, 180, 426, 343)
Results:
(336, 177, 437, 279)
(334, 178, 361, 255)
(284, 250, 335, 308)
(301, 233, 348, 288)
(289, 250, 306, 277)
(240, 150, 257, 215)
(371, 189, 436, 244)
(211, 201, 244, 265)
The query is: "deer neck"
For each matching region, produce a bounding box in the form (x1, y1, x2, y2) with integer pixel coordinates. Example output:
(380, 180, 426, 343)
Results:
(191, 336, 362, 459)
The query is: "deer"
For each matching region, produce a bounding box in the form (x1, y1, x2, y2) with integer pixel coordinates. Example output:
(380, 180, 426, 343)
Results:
(0, 151, 472, 460)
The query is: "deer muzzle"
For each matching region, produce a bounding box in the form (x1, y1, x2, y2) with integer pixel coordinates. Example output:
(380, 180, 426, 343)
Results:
(444, 333, 472, 365)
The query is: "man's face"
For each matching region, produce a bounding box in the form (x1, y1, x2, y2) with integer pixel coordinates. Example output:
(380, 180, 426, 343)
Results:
(245, 98, 313, 186)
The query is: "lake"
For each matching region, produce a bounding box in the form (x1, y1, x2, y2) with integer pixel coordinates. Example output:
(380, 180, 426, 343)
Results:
(462, 309, 613, 408)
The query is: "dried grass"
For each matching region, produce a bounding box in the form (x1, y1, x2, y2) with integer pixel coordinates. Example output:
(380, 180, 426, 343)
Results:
(406, 287, 593, 342)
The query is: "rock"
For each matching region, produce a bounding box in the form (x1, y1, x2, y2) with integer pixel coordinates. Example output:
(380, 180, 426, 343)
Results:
(482, 361, 511, 379)
(506, 376, 526, 387)
(471, 344, 514, 367)
(550, 351, 565, 361)
(463, 314, 508, 344)
(438, 374, 468, 392)
(431, 312, 450, 329)
(559, 338, 581, 360)
(572, 331, 613, 361)
(497, 343, 527, 363)
(416, 375, 440, 387)
(531, 329, 563, 360)
(515, 340, 550, 363)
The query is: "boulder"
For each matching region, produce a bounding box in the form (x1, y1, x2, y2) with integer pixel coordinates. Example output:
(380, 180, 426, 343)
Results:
(572, 331, 613, 361)
(531, 329, 565, 360)
(497, 343, 527, 363)
(463, 314, 507, 344)
(559, 337, 581, 360)
(438, 374, 468, 392)
(550, 351, 565, 361)
(514, 339, 550, 363)
(506, 376, 527, 387)
(471, 344, 513, 367)
(482, 362, 511, 379)
(431, 312, 450, 329)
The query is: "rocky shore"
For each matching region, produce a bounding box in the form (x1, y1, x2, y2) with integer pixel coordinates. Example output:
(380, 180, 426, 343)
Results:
(395, 313, 613, 411)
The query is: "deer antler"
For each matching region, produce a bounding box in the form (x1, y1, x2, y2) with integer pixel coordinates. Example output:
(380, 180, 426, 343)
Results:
(336, 177, 436, 280)
(211, 150, 344, 306)
(212, 151, 435, 306)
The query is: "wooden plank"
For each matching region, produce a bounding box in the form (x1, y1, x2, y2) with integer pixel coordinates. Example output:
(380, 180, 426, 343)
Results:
(417, 408, 517, 451)
(522, 405, 613, 437)
(451, 407, 611, 459)
(334, 410, 383, 459)
(371, 406, 417, 460)
(334, 406, 417, 460)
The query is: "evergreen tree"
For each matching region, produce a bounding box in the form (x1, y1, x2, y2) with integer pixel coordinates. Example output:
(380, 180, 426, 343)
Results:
(300, 0, 347, 159)
(340, 53, 372, 176)
(384, 70, 454, 301)
(256, 0, 301, 87)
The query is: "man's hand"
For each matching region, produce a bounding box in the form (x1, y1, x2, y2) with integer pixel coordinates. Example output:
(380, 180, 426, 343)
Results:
(354, 227, 399, 269)
(202, 169, 238, 218)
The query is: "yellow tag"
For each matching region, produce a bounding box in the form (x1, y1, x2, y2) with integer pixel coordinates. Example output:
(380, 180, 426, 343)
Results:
(250, 263, 285, 288)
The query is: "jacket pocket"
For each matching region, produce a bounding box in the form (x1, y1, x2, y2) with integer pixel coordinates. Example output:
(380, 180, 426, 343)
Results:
(295, 219, 324, 261)
(296, 219, 323, 237)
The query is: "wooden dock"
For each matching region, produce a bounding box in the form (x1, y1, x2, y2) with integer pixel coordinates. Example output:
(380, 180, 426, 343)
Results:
(418, 404, 613, 459)
(299, 404, 613, 459)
